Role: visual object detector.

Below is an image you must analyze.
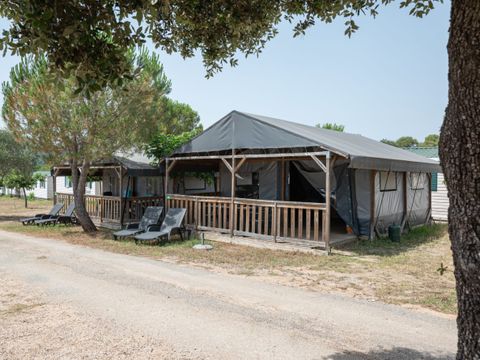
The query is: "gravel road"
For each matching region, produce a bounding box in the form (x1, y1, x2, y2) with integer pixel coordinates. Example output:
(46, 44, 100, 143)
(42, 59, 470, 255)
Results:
(0, 230, 457, 359)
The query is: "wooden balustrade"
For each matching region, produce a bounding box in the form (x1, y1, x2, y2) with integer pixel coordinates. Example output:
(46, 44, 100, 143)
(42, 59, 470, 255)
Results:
(56, 193, 163, 223)
(166, 194, 327, 244)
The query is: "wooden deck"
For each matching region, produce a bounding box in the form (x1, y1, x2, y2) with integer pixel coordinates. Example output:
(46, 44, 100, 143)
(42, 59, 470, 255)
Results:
(56, 193, 163, 224)
(166, 194, 346, 250)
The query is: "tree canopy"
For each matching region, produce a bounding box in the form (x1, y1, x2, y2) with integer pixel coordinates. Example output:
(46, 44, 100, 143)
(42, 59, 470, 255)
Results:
(381, 133, 439, 148)
(1, 49, 176, 231)
(0, 129, 37, 179)
(423, 133, 439, 147)
(316, 122, 345, 132)
(144, 128, 202, 164)
(0, 1, 442, 92)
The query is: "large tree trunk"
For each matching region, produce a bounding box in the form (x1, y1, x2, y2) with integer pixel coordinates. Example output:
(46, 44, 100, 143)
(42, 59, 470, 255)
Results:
(440, 1, 480, 358)
(22, 187, 27, 208)
(71, 160, 97, 233)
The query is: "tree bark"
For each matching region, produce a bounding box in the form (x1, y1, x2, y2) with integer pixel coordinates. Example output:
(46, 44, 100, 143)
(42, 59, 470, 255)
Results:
(22, 187, 27, 208)
(440, 1, 480, 358)
(71, 160, 97, 233)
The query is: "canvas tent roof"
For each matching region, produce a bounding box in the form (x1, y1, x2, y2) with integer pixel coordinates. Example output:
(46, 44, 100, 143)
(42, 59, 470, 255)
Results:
(172, 111, 441, 173)
(53, 153, 162, 177)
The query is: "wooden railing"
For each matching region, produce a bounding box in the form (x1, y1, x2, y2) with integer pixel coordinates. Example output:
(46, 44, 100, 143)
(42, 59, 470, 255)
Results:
(166, 194, 327, 244)
(56, 193, 163, 223)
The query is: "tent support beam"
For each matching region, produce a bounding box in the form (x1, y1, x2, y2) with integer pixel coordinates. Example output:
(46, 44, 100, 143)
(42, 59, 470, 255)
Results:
(235, 157, 247, 172)
(370, 170, 377, 239)
(118, 166, 124, 226)
(324, 152, 332, 254)
(221, 158, 233, 173)
(230, 149, 236, 237)
(165, 159, 169, 208)
(167, 151, 330, 161)
(309, 154, 327, 173)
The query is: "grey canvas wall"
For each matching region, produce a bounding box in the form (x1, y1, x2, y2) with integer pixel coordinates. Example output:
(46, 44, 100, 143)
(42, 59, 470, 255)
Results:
(220, 160, 280, 200)
(374, 171, 405, 235)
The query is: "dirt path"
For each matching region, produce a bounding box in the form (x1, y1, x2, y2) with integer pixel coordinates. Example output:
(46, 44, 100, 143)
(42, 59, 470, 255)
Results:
(0, 230, 456, 359)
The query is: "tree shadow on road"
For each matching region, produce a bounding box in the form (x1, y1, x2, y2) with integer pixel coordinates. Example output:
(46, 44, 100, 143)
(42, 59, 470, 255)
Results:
(0, 215, 28, 222)
(326, 347, 454, 360)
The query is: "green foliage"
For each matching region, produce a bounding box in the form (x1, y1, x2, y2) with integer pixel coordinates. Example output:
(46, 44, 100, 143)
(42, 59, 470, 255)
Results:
(28, 192, 35, 201)
(159, 99, 202, 135)
(382, 134, 439, 148)
(144, 128, 202, 163)
(3, 170, 44, 207)
(395, 136, 419, 148)
(437, 262, 449, 276)
(145, 128, 214, 185)
(316, 123, 345, 132)
(2, 49, 171, 166)
(423, 134, 439, 147)
(3, 170, 44, 190)
(381, 138, 398, 147)
(0, 129, 38, 179)
(0, 1, 442, 92)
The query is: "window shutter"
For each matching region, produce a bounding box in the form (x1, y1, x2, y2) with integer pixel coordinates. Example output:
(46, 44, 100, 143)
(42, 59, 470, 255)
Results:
(431, 172, 438, 192)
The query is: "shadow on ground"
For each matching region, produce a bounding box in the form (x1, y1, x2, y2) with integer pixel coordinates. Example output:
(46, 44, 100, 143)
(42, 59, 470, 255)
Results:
(327, 347, 454, 360)
(341, 223, 448, 257)
(0, 215, 29, 222)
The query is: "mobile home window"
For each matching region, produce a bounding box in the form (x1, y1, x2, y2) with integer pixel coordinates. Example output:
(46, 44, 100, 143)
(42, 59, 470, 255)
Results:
(64, 177, 72, 188)
(410, 173, 425, 190)
(379, 171, 397, 192)
(39, 179, 45, 189)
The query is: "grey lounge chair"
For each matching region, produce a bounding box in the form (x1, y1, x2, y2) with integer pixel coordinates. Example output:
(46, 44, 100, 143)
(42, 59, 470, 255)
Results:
(134, 208, 186, 244)
(35, 202, 76, 226)
(20, 203, 64, 225)
(113, 206, 164, 240)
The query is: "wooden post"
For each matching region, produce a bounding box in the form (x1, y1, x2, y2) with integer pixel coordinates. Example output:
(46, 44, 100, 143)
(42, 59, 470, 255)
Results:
(165, 159, 169, 210)
(281, 158, 286, 201)
(273, 202, 278, 243)
(230, 149, 236, 237)
(118, 166, 124, 226)
(370, 170, 377, 239)
(324, 152, 331, 253)
(52, 169, 57, 204)
(401, 172, 408, 232)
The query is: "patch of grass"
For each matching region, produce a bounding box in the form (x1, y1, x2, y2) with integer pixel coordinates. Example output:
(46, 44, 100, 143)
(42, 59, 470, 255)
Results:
(344, 224, 447, 256)
(1, 302, 45, 316)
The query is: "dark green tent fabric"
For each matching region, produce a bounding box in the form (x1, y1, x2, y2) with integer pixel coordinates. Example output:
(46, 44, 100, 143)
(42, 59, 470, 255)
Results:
(173, 111, 441, 173)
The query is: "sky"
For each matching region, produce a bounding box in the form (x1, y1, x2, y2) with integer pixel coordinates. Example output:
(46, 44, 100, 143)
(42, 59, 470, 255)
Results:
(0, 2, 450, 141)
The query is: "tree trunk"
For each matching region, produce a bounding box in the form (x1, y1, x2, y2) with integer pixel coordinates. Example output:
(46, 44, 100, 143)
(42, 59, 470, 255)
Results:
(22, 187, 27, 208)
(71, 160, 97, 233)
(440, 1, 480, 358)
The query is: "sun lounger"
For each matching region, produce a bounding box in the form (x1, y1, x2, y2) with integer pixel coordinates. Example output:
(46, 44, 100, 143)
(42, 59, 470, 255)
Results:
(20, 203, 64, 225)
(134, 208, 186, 244)
(35, 202, 76, 226)
(113, 206, 164, 240)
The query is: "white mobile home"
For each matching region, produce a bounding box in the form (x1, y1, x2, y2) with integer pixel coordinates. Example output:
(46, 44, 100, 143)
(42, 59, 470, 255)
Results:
(405, 147, 447, 222)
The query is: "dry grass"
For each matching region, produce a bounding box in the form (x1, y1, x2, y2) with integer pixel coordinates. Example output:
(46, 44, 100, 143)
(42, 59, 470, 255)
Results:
(0, 196, 456, 314)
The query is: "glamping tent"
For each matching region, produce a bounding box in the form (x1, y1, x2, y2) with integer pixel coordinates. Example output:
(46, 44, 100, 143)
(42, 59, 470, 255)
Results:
(166, 111, 441, 246)
(52, 153, 164, 225)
